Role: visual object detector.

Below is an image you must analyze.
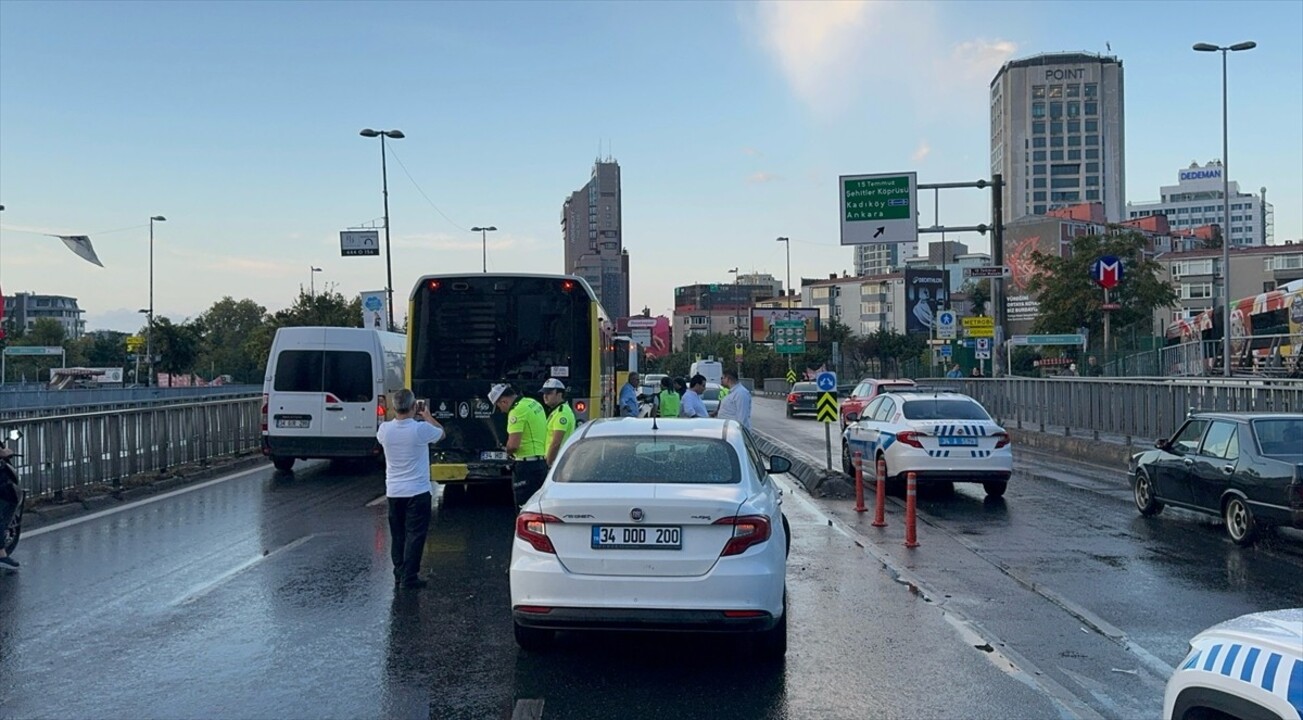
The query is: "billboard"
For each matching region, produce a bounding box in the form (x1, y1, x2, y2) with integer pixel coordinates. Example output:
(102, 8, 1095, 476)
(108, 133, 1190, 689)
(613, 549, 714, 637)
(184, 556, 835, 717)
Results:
(360, 290, 388, 330)
(750, 308, 821, 343)
(904, 269, 950, 336)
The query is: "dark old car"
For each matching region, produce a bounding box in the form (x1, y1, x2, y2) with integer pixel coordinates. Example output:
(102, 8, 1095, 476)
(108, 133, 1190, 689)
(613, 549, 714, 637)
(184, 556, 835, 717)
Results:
(785, 382, 820, 418)
(1129, 412, 1303, 545)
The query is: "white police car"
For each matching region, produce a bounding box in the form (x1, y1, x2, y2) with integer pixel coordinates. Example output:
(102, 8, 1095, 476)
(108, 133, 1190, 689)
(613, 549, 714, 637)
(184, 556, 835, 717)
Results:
(841, 391, 1012, 497)
(1165, 608, 1302, 720)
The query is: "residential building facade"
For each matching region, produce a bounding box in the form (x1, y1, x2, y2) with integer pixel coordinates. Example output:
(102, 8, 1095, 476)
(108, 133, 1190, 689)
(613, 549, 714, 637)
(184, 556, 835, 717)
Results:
(1153, 242, 1303, 332)
(672, 282, 778, 351)
(1126, 161, 1274, 247)
(801, 273, 907, 336)
(2, 292, 86, 339)
(562, 159, 630, 319)
(854, 241, 918, 277)
(990, 52, 1126, 223)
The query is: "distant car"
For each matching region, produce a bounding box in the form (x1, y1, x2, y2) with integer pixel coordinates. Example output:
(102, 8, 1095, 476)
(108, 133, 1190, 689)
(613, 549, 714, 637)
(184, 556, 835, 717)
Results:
(1164, 608, 1302, 720)
(839, 378, 918, 428)
(702, 383, 722, 417)
(786, 382, 820, 418)
(1129, 413, 1303, 545)
(509, 418, 790, 658)
(842, 391, 1012, 497)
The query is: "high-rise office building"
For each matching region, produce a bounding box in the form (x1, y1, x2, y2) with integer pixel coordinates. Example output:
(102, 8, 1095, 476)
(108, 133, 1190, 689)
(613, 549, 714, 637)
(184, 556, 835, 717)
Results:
(990, 52, 1126, 223)
(562, 159, 630, 319)
(853, 241, 918, 277)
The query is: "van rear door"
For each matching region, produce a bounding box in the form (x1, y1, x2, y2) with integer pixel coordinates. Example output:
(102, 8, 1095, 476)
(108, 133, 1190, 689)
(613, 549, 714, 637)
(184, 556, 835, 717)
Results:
(320, 339, 380, 438)
(270, 336, 328, 439)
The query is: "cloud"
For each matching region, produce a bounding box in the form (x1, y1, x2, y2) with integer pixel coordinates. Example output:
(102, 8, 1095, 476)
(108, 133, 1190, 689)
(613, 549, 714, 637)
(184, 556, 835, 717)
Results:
(911, 141, 931, 162)
(747, 171, 781, 184)
(944, 39, 1019, 85)
(742, 147, 763, 158)
(750, 0, 878, 114)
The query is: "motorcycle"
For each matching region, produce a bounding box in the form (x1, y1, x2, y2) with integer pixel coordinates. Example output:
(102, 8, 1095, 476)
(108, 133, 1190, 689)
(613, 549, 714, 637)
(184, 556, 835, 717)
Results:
(2, 429, 24, 559)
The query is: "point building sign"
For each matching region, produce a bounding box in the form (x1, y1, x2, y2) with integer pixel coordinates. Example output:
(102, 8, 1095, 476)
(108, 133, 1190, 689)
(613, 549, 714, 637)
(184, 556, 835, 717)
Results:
(1179, 167, 1223, 182)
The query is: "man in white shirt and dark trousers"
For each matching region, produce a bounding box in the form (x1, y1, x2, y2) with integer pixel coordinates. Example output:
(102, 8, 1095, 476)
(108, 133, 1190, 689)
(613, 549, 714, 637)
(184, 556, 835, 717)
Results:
(376, 389, 444, 590)
(716, 369, 752, 429)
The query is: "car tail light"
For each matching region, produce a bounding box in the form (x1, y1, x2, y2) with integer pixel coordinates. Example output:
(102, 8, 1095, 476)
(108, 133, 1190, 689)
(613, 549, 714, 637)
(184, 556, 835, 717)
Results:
(896, 431, 925, 448)
(260, 394, 269, 433)
(515, 605, 553, 614)
(787, 393, 798, 403)
(992, 431, 1011, 449)
(376, 394, 387, 419)
(723, 610, 767, 618)
(515, 512, 563, 554)
(714, 515, 772, 556)
(325, 393, 341, 405)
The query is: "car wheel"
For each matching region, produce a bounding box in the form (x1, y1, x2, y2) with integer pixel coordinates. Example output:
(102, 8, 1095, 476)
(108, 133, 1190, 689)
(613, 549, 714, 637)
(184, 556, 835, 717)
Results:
(1133, 470, 1164, 516)
(513, 622, 555, 652)
(271, 456, 295, 472)
(3, 507, 20, 556)
(982, 481, 1008, 498)
(1223, 496, 1258, 546)
(782, 515, 791, 559)
(755, 591, 787, 660)
(841, 441, 854, 476)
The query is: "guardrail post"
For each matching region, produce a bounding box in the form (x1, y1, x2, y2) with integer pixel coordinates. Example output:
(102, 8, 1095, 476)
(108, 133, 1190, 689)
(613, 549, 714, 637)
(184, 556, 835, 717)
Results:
(853, 451, 867, 513)
(872, 458, 887, 528)
(904, 471, 919, 548)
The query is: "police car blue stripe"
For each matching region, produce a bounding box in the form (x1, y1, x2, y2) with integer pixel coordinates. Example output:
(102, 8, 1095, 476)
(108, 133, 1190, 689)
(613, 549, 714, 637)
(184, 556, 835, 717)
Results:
(1204, 644, 1222, 672)
(1287, 659, 1303, 717)
(1220, 644, 1241, 676)
(1183, 650, 1202, 671)
(1263, 652, 1281, 692)
(1241, 647, 1261, 682)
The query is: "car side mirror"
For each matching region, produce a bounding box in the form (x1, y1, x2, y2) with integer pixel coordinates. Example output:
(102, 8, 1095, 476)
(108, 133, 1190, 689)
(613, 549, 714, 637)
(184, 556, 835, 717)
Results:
(767, 455, 793, 475)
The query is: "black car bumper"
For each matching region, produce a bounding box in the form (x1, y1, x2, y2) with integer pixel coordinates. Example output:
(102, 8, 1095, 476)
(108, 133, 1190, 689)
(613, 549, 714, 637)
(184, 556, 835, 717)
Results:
(513, 606, 779, 633)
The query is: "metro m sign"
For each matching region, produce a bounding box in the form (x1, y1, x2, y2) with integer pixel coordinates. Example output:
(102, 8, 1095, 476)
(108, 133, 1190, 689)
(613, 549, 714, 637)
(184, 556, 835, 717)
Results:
(1090, 255, 1124, 290)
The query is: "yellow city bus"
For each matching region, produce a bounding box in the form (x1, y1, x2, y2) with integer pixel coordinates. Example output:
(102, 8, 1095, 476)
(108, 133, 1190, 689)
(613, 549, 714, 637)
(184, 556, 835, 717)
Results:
(406, 273, 615, 490)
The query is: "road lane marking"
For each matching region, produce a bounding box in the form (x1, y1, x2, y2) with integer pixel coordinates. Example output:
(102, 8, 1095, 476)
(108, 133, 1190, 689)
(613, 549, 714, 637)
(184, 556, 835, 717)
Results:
(24, 463, 278, 538)
(775, 473, 1107, 720)
(511, 698, 544, 720)
(366, 494, 388, 507)
(170, 533, 320, 606)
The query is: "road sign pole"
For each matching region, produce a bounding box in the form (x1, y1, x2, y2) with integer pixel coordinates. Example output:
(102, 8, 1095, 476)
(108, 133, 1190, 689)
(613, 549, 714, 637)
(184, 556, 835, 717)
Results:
(991, 174, 1004, 376)
(1103, 287, 1110, 374)
(825, 423, 833, 471)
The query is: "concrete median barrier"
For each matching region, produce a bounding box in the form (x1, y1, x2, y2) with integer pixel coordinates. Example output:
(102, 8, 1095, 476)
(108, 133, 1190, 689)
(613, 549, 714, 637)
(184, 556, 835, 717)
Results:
(751, 429, 854, 499)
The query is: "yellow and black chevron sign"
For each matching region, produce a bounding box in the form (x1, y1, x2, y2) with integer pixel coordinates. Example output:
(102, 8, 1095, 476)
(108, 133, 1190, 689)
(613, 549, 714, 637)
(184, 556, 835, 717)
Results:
(785, 369, 797, 385)
(816, 392, 838, 424)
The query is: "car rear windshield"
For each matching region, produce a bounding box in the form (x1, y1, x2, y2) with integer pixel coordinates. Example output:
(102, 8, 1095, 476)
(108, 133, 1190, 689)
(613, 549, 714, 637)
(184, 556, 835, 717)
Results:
(793, 383, 817, 392)
(901, 399, 991, 421)
(1251, 418, 1303, 457)
(273, 350, 373, 402)
(553, 437, 741, 484)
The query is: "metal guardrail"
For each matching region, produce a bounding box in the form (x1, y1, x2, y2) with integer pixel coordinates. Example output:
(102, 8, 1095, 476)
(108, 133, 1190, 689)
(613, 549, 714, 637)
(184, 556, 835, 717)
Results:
(4, 396, 261, 499)
(0, 384, 261, 418)
(929, 377, 1303, 445)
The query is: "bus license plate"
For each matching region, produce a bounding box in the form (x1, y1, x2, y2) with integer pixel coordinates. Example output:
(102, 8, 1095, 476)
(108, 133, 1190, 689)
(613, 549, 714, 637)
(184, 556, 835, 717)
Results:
(591, 525, 682, 550)
(481, 451, 508, 461)
(275, 418, 311, 429)
(938, 436, 978, 447)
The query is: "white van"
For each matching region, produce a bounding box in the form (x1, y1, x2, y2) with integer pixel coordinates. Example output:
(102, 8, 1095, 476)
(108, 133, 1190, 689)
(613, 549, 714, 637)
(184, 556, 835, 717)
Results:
(261, 327, 406, 471)
(689, 359, 723, 386)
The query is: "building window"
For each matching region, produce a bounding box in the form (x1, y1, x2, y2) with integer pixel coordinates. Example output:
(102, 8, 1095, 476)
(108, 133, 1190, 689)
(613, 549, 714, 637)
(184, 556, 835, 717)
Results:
(1086, 190, 1100, 201)
(1034, 204, 1047, 214)
(1048, 85, 1063, 98)
(1050, 102, 1063, 118)
(1085, 148, 1099, 160)
(1085, 101, 1098, 115)
(1033, 150, 1046, 161)
(1067, 84, 1081, 98)
(1067, 120, 1081, 133)
(1068, 135, 1081, 147)
(1032, 121, 1046, 134)
(1051, 163, 1080, 175)
(1085, 119, 1098, 132)
(1086, 175, 1099, 186)
(1067, 102, 1081, 117)
(1050, 136, 1064, 147)
(1032, 137, 1046, 148)
(1085, 134, 1099, 146)
(1050, 122, 1063, 135)
(1033, 163, 1046, 175)
(1033, 177, 1047, 189)
(1085, 83, 1098, 98)
(1051, 191, 1081, 202)
(1051, 177, 1079, 189)
(1050, 150, 1064, 161)
(1086, 162, 1100, 172)
(1181, 282, 1213, 300)
(1032, 102, 1046, 118)
(1068, 149, 1081, 160)
(1034, 191, 1047, 201)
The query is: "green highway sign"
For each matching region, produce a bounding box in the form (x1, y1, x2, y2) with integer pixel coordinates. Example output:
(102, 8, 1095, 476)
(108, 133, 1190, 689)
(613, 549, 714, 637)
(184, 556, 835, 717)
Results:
(840, 171, 918, 245)
(1011, 334, 1087, 346)
(774, 319, 806, 355)
(3, 346, 64, 356)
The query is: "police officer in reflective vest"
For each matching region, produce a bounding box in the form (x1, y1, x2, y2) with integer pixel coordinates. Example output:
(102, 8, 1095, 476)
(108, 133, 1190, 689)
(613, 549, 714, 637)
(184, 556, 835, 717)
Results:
(490, 383, 549, 506)
(540, 378, 576, 467)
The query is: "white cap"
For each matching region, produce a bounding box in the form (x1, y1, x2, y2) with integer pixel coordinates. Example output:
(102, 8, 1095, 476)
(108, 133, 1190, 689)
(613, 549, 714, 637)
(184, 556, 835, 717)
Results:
(487, 383, 510, 405)
(541, 378, 566, 391)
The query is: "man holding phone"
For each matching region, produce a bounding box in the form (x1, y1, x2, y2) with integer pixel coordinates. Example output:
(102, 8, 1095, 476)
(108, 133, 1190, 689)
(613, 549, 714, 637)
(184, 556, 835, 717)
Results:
(376, 388, 444, 590)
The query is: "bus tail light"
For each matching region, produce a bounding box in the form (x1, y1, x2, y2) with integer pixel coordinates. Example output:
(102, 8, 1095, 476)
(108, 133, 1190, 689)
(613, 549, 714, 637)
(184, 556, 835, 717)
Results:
(516, 512, 563, 554)
(574, 400, 588, 414)
(560, 280, 575, 293)
(260, 394, 269, 433)
(428, 280, 441, 291)
(714, 515, 771, 556)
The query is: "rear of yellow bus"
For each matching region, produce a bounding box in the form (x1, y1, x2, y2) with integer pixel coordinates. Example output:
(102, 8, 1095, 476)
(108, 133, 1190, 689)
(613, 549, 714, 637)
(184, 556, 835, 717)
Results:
(407, 274, 606, 491)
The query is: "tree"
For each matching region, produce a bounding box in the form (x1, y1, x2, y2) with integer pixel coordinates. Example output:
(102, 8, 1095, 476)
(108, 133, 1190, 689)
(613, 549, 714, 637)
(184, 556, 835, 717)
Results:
(152, 316, 203, 385)
(1025, 231, 1177, 349)
(194, 297, 267, 383)
(963, 279, 991, 316)
(246, 288, 364, 379)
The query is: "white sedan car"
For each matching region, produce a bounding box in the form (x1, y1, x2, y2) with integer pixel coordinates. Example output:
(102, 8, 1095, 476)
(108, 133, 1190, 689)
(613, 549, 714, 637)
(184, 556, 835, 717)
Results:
(841, 391, 1012, 497)
(509, 417, 790, 657)
(1165, 608, 1302, 720)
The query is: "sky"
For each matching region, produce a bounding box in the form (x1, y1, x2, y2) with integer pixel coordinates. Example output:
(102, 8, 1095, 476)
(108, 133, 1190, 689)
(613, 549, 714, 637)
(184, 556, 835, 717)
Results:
(1, 0, 1300, 333)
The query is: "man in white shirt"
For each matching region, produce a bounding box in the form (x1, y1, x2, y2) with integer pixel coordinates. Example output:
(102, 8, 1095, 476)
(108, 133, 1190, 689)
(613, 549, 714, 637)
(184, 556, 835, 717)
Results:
(679, 374, 710, 418)
(376, 389, 444, 590)
(716, 369, 752, 429)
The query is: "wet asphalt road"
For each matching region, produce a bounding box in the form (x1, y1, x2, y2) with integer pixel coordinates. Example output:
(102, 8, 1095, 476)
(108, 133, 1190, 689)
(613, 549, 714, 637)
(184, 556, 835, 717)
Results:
(1, 404, 1299, 719)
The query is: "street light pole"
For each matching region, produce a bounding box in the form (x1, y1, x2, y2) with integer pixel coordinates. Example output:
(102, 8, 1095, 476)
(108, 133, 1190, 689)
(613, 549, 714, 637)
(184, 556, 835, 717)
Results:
(472, 226, 498, 273)
(360, 128, 405, 331)
(147, 215, 166, 387)
(776, 236, 792, 373)
(1194, 41, 1255, 377)
(310, 266, 322, 297)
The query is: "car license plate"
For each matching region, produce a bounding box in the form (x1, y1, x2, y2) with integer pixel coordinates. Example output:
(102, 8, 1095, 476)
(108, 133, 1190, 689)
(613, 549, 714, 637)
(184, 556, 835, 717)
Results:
(937, 436, 978, 447)
(275, 418, 311, 429)
(591, 525, 682, 550)
(481, 451, 509, 461)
